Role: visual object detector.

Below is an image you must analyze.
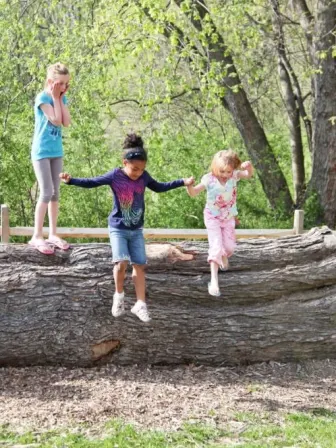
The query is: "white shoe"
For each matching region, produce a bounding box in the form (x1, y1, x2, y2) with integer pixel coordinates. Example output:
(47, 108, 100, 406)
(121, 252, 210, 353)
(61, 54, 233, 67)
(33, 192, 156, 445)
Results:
(208, 283, 221, 297)
(112, 291, 125, 317)
(131, 301, 151, 322)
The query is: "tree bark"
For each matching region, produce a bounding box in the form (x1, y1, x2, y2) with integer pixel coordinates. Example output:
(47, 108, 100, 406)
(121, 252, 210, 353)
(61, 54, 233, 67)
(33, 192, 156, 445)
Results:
(1, 228, 336, 367)
(270, 0, 306, 206)
(310, 1, 336, 227)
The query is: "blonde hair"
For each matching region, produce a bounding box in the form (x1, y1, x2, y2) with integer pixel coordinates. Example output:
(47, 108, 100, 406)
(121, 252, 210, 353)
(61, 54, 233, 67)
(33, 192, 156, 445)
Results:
(45, 62, 69, 86)
(210, 150, 241, 177)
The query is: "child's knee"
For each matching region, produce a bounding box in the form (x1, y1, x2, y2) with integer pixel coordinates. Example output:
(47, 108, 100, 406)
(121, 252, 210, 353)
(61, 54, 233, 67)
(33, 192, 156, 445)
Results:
(225, 242, 236, 257)
(114, 261, 128, 273)
(40, 189, 53, 203)
(50, 192, 60, 201)
(208, 244, 222, 257)
(132, 264, 145, 273)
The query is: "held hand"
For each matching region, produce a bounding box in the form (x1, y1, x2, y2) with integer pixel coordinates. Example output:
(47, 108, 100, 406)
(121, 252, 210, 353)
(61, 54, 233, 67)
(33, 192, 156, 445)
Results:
(51, 81, 62, 99)
(184, 176, 195, 186)
(59, 172, 71, 183)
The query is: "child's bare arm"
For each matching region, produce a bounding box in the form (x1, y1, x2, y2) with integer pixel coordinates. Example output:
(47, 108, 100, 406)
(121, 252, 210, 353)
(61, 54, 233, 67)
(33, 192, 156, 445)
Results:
(60, 101, 71, 127)
(186, 183, 206, 197)
(40, 101, 62, 127)
(60, 84, 71, 127)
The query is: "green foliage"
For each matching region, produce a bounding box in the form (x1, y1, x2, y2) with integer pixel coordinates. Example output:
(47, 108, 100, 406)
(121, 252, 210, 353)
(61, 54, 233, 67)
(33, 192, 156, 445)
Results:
(304, 189, 325, 228)
(0, 0, 322, 233)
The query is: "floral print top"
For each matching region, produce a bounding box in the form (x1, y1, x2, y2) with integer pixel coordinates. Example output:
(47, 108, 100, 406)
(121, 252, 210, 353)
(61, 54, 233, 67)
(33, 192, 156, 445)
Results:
(201, 171, 240, 220)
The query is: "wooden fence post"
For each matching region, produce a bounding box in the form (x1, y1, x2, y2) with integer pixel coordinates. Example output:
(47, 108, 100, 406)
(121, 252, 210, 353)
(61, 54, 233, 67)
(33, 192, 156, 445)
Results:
(1, 204, 10, 243)
(294, 209, 304, 235)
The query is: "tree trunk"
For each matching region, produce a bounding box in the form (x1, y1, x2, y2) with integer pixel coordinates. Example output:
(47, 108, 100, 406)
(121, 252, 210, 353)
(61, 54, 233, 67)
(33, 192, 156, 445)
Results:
(270, 0, 306, 205)
(310, 1, 336, 227)
(220, 85, 294, 213)
(170, 0, 294, 214)
(1, 228, 336, 367)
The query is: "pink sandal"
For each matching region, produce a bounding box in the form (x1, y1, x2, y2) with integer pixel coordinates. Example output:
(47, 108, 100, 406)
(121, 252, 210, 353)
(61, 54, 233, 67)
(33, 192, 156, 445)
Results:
(28, 239, 54, 255)
(46, 236, 70, 250)
(220, 256, 229, 271)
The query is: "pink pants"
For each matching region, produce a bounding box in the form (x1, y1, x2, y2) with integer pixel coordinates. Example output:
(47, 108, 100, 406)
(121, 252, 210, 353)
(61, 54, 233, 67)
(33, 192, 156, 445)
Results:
(204, 212, 236, 265)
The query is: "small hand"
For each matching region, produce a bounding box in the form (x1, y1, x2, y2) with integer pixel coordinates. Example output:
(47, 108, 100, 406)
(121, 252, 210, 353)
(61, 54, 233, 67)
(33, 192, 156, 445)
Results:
(241, 161, 252, 170)
(184, 176, 195, 186)
(59, 172, 71, 183)
(51, 81, 62, 99)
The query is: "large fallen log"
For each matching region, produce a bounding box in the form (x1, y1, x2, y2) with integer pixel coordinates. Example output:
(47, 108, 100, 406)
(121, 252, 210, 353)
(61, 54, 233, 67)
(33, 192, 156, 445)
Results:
(1, 227, 336, 367)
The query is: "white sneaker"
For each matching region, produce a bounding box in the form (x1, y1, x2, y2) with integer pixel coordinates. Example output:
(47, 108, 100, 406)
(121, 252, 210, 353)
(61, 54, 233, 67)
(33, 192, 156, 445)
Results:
(131, 301, 151, 322)
(112, 291, 125, 317)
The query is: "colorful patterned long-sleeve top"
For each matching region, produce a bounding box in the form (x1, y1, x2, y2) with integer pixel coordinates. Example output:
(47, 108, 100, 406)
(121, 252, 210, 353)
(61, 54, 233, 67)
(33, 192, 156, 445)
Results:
(68, 168, 184, 230)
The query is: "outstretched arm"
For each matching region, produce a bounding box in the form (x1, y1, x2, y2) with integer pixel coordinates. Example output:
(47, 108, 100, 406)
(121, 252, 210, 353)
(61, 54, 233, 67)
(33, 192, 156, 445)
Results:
(147, 175, 194, 193)
(186, 183, 206, 197)
(237, 161, 254, 179)
(59, 171, 114, 188)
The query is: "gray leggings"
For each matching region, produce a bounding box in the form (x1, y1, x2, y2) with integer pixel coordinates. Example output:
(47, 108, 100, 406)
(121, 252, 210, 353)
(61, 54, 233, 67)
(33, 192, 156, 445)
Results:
(33, 157, 63, 203)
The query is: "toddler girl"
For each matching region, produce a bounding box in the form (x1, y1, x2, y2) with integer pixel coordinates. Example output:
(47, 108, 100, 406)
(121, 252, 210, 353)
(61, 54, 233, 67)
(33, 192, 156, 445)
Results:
(187, 150, 253, 296)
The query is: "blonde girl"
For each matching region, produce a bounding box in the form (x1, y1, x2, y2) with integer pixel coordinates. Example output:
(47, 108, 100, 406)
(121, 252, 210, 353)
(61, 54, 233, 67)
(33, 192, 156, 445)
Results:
(29, 63, 71, 254)
(187, 150, 253, 297)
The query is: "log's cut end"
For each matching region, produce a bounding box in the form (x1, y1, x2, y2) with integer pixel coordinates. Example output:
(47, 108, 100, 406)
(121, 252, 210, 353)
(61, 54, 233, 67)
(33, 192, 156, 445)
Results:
(91, 340, 120, 361)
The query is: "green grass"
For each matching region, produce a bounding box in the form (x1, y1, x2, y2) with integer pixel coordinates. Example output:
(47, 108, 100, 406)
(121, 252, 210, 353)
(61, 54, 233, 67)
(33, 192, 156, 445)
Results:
(230, 410, 336, 448)
(1, 411, 336, 447)
(0, 421, 226, 447)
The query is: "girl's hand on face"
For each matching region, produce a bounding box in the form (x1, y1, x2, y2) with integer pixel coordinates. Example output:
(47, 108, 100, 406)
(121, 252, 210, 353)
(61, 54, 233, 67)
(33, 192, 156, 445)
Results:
(59, 172, 71, 183)
(184, 176, 195, 186)
(51, 81, 62, 99)
(60, 83, 69, 98)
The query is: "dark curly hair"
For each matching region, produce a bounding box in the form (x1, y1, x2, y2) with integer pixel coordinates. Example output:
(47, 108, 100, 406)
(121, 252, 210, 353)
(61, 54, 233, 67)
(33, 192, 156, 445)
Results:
(123, 133, 144, 149)
(122, 133, 147, 161)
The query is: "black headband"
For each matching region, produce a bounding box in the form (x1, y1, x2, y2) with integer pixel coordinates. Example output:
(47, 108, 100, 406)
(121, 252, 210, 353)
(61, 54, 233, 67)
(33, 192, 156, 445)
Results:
(124, 149, 146, 161)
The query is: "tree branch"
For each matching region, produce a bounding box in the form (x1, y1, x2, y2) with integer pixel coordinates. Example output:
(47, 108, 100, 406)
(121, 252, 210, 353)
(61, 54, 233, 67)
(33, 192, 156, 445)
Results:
(292, 0, 314, 59)
(108, 87, 200, 108)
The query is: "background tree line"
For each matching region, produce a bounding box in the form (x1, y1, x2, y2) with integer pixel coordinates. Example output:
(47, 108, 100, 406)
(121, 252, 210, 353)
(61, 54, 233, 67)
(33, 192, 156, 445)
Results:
(1, 0, 336, 234)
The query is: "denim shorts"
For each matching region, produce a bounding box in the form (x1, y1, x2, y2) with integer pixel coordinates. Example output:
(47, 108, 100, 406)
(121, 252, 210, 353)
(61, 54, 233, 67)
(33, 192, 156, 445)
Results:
(109, 227, 147, 265)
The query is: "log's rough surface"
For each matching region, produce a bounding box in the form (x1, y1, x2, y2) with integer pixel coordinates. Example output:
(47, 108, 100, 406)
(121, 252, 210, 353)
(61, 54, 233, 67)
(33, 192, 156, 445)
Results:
(1, 227, 336, 367)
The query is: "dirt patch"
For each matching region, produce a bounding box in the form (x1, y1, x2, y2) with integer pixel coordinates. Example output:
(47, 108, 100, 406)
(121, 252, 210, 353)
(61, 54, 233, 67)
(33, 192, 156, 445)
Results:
(1, 360, 336, 432)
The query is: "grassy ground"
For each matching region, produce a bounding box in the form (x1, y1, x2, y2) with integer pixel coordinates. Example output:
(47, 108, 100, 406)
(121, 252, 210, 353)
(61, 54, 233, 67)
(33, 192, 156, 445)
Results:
(1, 411, 336, 447)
